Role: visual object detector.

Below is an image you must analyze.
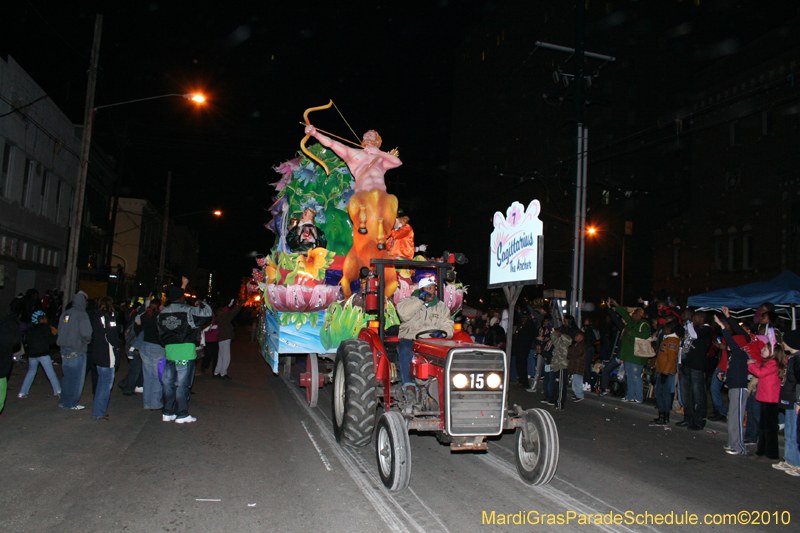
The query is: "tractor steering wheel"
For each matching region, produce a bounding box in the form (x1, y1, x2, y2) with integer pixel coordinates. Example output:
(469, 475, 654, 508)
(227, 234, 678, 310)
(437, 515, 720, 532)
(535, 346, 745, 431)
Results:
(416, 329, 448, 340)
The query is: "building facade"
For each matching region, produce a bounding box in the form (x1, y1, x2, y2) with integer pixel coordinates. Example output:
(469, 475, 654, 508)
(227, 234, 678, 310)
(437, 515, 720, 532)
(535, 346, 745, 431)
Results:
(0, 55, 80, 310)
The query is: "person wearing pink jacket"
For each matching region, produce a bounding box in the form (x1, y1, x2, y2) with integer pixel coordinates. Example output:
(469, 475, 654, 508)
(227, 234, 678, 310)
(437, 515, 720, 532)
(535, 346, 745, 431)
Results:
(747, 343, 786, 460)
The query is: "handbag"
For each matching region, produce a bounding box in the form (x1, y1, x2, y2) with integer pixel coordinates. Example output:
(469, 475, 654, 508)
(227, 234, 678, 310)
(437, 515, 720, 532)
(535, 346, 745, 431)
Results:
(634, 337, 656, 358)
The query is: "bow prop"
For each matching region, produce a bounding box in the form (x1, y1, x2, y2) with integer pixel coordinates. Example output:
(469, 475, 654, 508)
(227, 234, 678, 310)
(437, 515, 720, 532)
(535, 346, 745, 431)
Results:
(300, 100, 334, 175)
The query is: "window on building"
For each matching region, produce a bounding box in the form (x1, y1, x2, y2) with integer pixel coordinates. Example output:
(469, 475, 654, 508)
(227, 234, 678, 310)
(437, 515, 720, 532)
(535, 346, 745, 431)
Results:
(20, 242, 28, 261)
(727, 226, 738, 271)
(40, 171, 50, 217)
(762, 111, 773, 136)
(729, 122, 740, 147)
(742, 224, 753, 270)
(601, 190, 610, 205)
(33, 244, 40, 263)
(712, 229, 723, 270)
(1, 140, 12, 197)
(22, 158, 32, 207)
(672, 238, 681, 277)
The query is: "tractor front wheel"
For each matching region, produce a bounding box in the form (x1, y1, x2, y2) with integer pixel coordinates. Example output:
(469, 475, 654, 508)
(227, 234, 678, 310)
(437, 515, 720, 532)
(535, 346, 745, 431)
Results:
(332, 339, 377, 447)
(376, 411, 412, 492)
(515, 408, 559, 486)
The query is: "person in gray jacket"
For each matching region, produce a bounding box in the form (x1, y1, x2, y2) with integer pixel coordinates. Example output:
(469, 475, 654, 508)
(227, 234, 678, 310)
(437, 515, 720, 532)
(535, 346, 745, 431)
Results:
(57, 291, 93, 410)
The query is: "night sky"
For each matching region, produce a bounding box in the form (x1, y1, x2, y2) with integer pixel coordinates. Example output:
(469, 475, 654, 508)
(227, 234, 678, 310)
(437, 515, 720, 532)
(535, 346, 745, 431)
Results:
(3, 1, 797, 299)
(2, 0, 485, 296)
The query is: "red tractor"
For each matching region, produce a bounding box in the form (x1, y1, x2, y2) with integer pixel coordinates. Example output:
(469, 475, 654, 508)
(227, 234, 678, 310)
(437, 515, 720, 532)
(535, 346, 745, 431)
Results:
(332, 258, 559, 491)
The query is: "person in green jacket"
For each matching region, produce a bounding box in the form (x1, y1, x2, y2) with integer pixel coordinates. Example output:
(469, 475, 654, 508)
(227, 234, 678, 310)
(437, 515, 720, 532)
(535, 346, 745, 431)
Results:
(608, 298, 651, 403)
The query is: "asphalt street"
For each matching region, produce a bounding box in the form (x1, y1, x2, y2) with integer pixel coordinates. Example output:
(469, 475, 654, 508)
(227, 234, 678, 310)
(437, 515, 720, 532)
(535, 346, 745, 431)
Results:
(1, 330, 798, 533)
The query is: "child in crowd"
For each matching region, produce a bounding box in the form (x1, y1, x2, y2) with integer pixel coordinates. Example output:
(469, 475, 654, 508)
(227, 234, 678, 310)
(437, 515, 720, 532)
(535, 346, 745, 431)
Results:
(747, 338, 786, 460)
(715, 313, 764, 456)
(567, 331, 587, 402)
(650, 322, 679, 426)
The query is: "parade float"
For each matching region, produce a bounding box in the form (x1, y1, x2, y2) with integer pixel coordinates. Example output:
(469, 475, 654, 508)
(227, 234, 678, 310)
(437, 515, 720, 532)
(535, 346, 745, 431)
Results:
(249, 102, 465, 406)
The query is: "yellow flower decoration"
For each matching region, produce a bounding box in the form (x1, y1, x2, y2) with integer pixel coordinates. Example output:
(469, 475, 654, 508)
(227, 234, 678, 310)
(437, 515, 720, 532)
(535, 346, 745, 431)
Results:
(265, 255, 278, 284)
(300, 247, 329, 280)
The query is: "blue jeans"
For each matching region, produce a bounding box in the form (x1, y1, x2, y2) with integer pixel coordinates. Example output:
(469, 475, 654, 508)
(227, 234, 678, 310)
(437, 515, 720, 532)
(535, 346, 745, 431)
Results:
(140, 342, 165, 409)
(784, 405, 800, 467)
(571, 374, 584, 399)
(398, 338, 414, 387)
(624, 362, 643, 402)
(654, 374, 675, 413)
(162, 360, 195, 418)
(20, 355, 61, 396)
(710, 371, 727, 416)
(92, 366, 114, 417)
(527, 350, 537, 379)
(58, 352, 87, 408)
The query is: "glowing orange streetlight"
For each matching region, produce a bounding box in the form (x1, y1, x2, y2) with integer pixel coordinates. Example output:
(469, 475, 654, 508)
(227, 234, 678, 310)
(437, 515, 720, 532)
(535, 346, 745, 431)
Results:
(189, 93, 205, 103)
(586, 226, 597, 235)
(213, 210, 222, 216)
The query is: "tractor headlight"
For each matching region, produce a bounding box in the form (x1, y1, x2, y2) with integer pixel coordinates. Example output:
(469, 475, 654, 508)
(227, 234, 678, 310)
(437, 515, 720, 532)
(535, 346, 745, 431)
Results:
(452, 373, 469, 389)
(486, 373, 502, 389)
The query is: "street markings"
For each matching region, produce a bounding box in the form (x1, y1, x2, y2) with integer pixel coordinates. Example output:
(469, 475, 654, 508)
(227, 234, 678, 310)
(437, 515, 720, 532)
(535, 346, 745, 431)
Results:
(300, 421, 332, 471)
(284, 375, 451, 533)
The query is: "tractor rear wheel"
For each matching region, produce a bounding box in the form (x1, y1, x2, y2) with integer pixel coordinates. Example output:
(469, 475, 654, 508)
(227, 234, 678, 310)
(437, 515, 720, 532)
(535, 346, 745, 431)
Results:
(332, 339, 377, 447)
(376, 411, 412, 492)
(514, 408, 559, 485)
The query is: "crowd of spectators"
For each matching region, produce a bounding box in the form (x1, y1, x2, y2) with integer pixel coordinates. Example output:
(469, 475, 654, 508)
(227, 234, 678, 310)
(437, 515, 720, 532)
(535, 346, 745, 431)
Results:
(0, 279, 253, 424)
(458, 296, 800, 477)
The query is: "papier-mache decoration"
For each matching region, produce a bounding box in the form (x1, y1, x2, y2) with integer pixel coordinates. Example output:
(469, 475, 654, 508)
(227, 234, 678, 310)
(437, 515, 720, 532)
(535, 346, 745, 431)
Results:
(488, 200, 544, 288)
(265, 283, 342, 313)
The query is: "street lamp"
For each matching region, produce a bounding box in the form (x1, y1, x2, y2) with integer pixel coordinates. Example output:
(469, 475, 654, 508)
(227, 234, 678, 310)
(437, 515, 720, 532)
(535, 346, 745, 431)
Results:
(63, 89, 206, 295)
(93, 93, 206, 111)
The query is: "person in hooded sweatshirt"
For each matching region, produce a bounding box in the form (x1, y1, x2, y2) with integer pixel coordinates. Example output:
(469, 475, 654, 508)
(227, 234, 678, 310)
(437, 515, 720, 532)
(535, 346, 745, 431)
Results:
(57, 291, 93, 410)
(17, 311, 60, 399)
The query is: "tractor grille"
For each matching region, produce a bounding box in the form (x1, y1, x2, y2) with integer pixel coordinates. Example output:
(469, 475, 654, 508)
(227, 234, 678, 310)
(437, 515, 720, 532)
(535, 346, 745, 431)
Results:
(445, 348, 507, 436)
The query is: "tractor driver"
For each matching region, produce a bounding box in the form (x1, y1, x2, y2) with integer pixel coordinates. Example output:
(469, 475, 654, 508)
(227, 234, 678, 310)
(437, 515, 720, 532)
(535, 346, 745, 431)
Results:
(396, 276, 454, 398)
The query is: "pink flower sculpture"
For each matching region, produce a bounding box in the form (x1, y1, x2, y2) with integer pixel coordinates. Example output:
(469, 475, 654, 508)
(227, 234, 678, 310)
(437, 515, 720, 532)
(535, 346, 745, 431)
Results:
(443, 284, 465, 315)
(266, 283, 342, 312)
(392, 278, 412, 304)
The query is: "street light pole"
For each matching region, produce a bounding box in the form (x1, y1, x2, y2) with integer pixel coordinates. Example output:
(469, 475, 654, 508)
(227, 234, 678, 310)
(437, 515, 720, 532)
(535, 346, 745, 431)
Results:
(158, 171, 172, 291)
(63, 14, 102, 296)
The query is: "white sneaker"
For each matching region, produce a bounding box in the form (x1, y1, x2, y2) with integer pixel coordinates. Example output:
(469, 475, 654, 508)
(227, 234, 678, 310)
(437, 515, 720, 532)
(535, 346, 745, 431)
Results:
(175, 415, 197, 424)
(162, 414, 177, 422)
(71, 405, 85, 410)
(786, 466, 800, 477)
(17, 393, 27, 399)
(772, 461, 791, 471)
(134, 386, 144, 393)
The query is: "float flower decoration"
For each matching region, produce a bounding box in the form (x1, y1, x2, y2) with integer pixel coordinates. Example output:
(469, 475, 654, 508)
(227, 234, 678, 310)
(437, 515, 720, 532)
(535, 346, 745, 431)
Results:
(443, 283, 466, 316)
(265, 283, 342, 313)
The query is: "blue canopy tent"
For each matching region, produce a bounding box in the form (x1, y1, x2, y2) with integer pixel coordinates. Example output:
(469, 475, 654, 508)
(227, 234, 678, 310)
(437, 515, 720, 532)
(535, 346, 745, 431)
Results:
(687, 271, 799, 329)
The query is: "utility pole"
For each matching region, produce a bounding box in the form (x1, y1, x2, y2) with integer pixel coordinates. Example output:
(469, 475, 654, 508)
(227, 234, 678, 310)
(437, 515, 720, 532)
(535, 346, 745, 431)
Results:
(534, 2, 614, 324)
(63, 14, 102, 296)
(158, 171, 171, 291)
